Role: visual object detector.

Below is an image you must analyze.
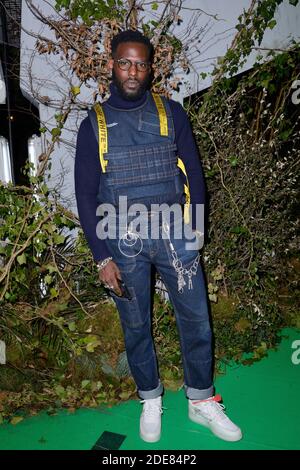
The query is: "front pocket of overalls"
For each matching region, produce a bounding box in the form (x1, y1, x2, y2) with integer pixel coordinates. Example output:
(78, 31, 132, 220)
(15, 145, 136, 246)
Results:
(109, 285, 144, 328)
(139, 110, 174, 141)
(139, 111, 161, 135)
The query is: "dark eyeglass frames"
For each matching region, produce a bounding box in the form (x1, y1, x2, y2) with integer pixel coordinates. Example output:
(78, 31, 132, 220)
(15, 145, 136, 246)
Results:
(114, 58, 150, 72)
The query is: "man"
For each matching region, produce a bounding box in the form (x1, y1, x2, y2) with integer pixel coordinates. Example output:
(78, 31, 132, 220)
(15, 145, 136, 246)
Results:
(75, 30, 242, 443)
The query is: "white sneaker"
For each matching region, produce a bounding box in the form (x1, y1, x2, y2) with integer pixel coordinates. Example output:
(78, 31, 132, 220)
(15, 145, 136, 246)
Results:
(189, 394, 242, 442)
(139, 396, 163, 443)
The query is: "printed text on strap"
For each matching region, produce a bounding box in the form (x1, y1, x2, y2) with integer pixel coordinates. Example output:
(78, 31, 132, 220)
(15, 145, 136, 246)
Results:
(94, 103, 108, 173)
(152, 93, 169, 137)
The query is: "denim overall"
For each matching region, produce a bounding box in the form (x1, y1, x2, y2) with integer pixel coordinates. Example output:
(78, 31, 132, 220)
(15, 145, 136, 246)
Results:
(88, 92, 213, 400)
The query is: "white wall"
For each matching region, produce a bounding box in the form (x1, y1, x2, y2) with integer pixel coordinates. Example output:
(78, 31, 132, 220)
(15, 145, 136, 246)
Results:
(170, 0, 300, 101)
(20, 0, 86, 212)
(20, 0, 300, 213)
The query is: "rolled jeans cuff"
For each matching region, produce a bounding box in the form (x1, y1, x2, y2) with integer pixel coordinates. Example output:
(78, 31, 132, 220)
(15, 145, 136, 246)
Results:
(138, 380, 164, 400)
(185, 384, 214, 400)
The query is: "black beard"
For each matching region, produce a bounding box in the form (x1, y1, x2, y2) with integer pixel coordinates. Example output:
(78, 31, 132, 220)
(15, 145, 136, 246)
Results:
(112, 70, 150, 101)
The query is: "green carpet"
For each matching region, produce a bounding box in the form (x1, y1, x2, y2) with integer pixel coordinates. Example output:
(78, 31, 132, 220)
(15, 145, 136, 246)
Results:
(0, 328, 299, 450)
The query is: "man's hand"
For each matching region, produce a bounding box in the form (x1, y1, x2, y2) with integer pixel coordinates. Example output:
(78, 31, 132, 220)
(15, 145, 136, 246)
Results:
(99, 260, 122, 296)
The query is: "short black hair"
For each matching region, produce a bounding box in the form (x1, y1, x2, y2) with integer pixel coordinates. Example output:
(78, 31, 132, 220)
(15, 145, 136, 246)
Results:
(111, 30, 154, 60)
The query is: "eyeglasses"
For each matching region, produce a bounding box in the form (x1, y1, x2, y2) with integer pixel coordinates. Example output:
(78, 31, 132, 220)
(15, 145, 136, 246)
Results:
(115, 58, 150, 72)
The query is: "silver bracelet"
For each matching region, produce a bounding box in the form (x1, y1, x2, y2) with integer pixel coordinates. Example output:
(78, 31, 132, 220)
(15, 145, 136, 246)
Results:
(96, 256, 113, 271)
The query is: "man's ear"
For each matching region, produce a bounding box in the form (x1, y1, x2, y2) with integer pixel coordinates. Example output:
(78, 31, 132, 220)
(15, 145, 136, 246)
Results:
(108, 58, 114, 73)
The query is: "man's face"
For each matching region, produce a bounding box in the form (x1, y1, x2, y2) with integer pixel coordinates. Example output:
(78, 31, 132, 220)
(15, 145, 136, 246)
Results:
(109, 42, 152, 100)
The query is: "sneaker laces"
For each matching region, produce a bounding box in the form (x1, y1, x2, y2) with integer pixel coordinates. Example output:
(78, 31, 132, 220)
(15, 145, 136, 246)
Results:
(140, 398, 163, 420)
(191, 394, 229, 422)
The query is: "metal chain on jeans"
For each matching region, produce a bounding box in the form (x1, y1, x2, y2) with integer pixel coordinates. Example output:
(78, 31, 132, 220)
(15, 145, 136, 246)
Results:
(162, 220, 200, 293)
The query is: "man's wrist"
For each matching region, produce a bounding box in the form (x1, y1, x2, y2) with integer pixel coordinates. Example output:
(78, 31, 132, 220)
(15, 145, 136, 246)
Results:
(96, 256, 113, 271)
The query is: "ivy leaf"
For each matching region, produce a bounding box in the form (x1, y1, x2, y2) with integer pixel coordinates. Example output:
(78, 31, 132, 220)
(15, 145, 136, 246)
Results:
(44, 274, 52, 285)
(53, 234, 65, 245)
(267, 19, 277, 30)
(208, 282, 219, 293)
(17, 253, 27, 265)
(50, 288, 59, 298)
(55, 113, 63, 123)
(151, 2, 158, 10)
(46, 264, 58, 274)
(51, 128, 61, 137)
(10, 416, 24, 425)
(41, 184, 49, 195)
(81, 380, 90, 389)
(71, 86, 81, 96)
(68, 321, 76, 332)
(55, 385, 66, 397)
(119, 390, 133, 400)
(86, 340, 101, 353)
(209, 293, 218, 303)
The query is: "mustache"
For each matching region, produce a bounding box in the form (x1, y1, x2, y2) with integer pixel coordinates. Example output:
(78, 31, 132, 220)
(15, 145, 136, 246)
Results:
(125, 78, 140, 84)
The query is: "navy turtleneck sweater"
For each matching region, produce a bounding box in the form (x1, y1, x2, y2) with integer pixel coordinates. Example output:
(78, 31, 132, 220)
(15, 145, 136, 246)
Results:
(75, 84, 206, 262)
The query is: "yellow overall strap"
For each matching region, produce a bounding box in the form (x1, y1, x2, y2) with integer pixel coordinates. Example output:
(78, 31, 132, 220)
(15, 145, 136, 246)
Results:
(152, 93, 168, 136)
(94, 103, 108, 173)
(177, 158, 191, 224)
(152, 93, 190, 223)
